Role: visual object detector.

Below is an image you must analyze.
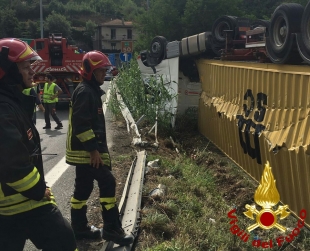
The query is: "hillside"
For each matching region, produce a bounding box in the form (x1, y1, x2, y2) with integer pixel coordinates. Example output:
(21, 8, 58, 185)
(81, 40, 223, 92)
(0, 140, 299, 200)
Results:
(3, 0, 309, 53)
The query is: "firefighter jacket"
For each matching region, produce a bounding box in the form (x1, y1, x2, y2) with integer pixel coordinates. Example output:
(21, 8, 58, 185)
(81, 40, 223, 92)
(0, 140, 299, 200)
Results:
(66, 80, 111, 167)
(0, 79, 56, 216)
(22, 87, 36, 113)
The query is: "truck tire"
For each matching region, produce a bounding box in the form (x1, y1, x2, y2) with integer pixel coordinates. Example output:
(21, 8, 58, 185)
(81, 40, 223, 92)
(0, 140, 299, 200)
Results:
(268, 3, 303, 54)
(296, 1, 310, 63)
(300, 1, 310, 52)
(150, 36, 167, 61)
(212, 16, 238, 43)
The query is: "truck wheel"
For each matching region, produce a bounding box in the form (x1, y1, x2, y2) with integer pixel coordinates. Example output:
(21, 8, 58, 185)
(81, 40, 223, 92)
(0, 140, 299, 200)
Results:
(268, 3, 303, 54)
(150, 36, 167, 61)
(212, 16, 237, 43)
(300, 1, 310, 52)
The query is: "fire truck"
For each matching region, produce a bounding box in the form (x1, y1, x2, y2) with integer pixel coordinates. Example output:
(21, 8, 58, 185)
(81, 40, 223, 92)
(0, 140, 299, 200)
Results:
(28, 33, 85, 102)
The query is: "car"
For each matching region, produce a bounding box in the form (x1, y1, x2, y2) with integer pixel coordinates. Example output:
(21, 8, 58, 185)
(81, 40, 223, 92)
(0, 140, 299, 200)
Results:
(104, 66, 118, 81)
(104, 70, 113, 81)
(111, 66, 119, 76)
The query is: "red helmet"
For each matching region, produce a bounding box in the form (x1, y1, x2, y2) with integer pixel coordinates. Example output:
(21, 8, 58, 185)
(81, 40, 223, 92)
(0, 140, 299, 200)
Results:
(79, 51, 112, 81)
(0, 38, 42, 79)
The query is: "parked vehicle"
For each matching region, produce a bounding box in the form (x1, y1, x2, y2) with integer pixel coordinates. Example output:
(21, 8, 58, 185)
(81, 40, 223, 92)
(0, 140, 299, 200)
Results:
(104, 66, 118, 81)
(104, 69, 113, 81)
(24, 33, 85, 103)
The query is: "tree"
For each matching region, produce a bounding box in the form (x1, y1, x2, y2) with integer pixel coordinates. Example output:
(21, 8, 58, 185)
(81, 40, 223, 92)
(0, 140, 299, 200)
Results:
(90, 0, 119, 18)
(135, 0, 182, 41)
(44, 11, 71, 37)
(182, 0, 244, 36)
(119, 0, 143, 21)
(241, 0, 282, 20)
(48, 0, 65, 15)
(0, 8, 21, 38)
(84, 20, 96, 49)
(85, 20, 96, 37)
(27, 20, 41, 39)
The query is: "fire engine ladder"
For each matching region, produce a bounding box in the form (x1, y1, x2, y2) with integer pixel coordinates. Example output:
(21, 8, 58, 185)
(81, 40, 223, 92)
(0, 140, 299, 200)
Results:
(100, 150, 147, 251)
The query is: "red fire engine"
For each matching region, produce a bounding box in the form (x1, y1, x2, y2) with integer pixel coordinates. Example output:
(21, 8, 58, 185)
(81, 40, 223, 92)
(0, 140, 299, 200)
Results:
(29, 33, 84, 102)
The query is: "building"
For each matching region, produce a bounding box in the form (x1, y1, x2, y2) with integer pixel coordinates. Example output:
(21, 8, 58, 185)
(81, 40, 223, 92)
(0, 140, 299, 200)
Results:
(93, 19, 138, 67)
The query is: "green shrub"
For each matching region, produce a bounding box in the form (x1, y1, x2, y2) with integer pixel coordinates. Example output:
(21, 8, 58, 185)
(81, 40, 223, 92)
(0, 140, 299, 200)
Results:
(109, 56, 176, 135)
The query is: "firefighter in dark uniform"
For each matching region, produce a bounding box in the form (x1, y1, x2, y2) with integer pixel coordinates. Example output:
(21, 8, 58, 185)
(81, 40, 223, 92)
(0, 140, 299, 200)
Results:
(0, 38, 77, 251)
(66, 51, 134, 245)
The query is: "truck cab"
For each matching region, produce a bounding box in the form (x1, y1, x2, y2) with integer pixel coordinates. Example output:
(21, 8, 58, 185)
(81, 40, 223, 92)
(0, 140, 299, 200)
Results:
(29, 33, 84, 103)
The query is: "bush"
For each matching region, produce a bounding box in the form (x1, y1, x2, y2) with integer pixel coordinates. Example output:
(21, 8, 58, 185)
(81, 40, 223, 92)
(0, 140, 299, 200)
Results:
(109, 56, 176, 135)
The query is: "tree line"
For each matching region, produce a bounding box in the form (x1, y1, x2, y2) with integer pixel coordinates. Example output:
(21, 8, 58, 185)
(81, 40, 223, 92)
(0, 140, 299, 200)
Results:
(0, 0, 308, 51)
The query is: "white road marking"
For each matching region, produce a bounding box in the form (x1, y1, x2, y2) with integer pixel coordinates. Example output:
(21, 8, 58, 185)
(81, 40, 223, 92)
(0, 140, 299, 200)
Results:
(45, 157, 70, 187)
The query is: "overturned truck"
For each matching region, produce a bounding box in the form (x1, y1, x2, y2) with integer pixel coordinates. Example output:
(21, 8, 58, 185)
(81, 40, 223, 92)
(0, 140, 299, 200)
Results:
(138, 2, 310, 226)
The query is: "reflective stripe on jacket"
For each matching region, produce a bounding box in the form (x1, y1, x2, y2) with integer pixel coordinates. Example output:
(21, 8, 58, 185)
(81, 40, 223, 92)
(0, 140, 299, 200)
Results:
(0, 184, 57, 215)
(0, 90, 55, 216)
(43, 82, 58, 103)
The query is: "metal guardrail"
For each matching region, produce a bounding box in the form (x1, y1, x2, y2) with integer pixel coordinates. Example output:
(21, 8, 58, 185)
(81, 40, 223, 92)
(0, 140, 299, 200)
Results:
(100, 150, 146, 251)
(101, 82, 147, 250)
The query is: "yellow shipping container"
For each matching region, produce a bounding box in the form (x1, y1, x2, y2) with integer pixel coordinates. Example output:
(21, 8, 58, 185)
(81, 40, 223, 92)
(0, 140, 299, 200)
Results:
(197, 59, 310, 224)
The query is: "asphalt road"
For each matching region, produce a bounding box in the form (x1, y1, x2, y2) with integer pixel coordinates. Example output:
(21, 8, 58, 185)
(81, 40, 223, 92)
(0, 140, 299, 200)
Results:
(24, 82, 111, 251)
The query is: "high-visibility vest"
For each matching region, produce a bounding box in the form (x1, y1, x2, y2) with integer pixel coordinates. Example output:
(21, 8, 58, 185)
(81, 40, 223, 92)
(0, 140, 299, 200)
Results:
(43, 82, 58, 103)
(22, 87, 32, 96)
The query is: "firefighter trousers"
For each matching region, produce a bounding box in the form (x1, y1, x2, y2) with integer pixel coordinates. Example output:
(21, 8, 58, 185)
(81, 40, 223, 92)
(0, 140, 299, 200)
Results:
(0, 204, 77, 251)
(43, 102, 61, 126)
(73, 164, 116, 202)
(71, 164, 116, 228)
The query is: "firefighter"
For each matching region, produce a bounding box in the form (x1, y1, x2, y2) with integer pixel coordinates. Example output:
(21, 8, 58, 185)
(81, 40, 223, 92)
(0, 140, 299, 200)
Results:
(66, 51, 134, 245)
(42, 74, 63, 130)
(0, 38, 77, 251)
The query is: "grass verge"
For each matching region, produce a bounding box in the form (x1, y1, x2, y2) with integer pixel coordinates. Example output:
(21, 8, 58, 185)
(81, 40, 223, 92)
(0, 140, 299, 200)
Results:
(133, 117, 310, 251)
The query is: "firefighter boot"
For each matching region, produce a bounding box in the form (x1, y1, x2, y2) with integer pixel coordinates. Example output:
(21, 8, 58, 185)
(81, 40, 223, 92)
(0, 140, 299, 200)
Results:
(55, 122, 63, 130)
(101, 206, 134, 246)
(71, 206, 101, 240)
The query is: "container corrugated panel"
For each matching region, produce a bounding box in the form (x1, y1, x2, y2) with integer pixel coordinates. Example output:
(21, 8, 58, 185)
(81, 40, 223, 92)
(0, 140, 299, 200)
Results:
(197, 59, 310, 224)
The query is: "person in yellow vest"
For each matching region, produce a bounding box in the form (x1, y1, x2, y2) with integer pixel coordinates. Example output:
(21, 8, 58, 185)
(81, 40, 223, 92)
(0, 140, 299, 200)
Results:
(0, 38, 78, 251)
(22, 85, 45, 124)
(42, 74, 63, 129)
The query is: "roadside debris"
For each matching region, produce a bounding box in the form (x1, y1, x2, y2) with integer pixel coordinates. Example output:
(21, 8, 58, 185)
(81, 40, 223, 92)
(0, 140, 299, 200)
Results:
(147, 159, 160, 169)
(169, 136, 179, 154)
(149, 184, 167, 198)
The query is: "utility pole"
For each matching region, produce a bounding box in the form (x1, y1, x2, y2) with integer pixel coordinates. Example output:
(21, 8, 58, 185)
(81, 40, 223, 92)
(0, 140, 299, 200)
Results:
(40, 0, 43, 38)
(147, 0, 149, 10)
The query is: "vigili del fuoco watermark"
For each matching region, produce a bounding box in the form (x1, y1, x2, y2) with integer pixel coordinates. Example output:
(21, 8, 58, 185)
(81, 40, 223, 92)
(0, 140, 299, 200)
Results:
(227, 161, 306, 248)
